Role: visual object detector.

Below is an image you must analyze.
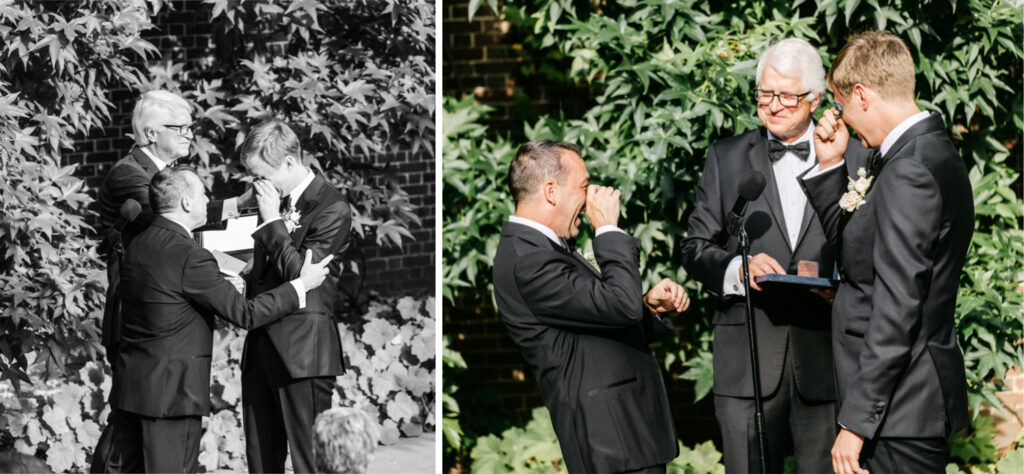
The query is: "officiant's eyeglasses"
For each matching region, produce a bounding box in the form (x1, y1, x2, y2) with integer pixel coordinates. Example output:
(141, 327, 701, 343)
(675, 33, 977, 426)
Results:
(162, 123, 195, 137)
(753, 89, 811, 107)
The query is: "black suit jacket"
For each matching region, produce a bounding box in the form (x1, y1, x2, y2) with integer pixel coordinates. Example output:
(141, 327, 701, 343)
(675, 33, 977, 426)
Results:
(492, 223, 678, 473)
(682, 127, 869, 401)
(243, 173, 352, 378)
(96, 146, 234, 354)
(111, 217, 299, 418)
(800, 113, 973, 439)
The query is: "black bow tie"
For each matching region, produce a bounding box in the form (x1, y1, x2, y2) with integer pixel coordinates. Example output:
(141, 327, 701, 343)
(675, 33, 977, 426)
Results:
(280, 195, 292, 213)
(768, 140, 811, 162)
(867, 148, 883, 175)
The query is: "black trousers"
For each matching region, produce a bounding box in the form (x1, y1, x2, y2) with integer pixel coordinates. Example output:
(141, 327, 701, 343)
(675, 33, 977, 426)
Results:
(714, 342, 836, 473)
(242, 333, 334, 473)
(93, 408, 201, 473)
(860, 437, 947, 473)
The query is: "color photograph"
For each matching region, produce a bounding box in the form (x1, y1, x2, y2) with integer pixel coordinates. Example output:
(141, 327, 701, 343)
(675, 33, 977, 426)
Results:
(442, 1, 1022, 473)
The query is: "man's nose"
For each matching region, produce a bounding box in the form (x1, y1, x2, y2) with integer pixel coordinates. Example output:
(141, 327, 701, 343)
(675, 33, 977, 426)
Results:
(768, 97, 786, 113)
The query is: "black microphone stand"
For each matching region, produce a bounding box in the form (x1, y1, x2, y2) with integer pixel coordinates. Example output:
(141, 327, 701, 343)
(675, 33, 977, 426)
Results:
(738, 225, 769, 473)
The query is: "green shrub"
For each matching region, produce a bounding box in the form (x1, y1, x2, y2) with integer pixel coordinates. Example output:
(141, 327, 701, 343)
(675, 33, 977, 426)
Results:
(468, 405, 726, 473)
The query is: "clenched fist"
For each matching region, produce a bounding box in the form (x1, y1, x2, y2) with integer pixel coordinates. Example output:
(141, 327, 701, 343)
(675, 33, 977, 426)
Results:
(585, 185, 621, 229)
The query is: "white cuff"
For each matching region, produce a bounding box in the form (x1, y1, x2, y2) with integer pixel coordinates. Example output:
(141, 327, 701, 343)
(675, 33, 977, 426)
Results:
(223, 198, 239, 220)
(722, 255, 746, 296)
(289, 279, 306, 308)
(595, 225, 626, 237)
(254, 216, 282, 233)
(803, 160, 845, 180)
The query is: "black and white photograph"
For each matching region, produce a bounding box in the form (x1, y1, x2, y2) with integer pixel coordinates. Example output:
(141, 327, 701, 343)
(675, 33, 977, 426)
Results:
(0, 0, 435, 472)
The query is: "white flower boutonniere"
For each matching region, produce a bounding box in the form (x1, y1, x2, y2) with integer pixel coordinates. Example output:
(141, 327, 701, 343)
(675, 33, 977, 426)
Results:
(840, 167, 874, 213)
(583, 250, 601, 273)
(282, 206, 302, 232)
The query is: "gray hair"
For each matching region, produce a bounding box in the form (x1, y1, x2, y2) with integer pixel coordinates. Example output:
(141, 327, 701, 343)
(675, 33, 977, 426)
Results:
(131, 90, 191, 146)
(507, 139, 581, 205)
(149, 165, 199, 214)
(240, 119, 302, 169)
(755, 38, 826, 100)
(314, 407, 380, 473)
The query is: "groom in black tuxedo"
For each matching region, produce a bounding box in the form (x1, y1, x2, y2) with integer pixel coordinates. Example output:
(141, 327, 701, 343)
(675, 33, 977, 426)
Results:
(109, 166, 332, 472)
(239, 120, 353, 473)
(492, 140, 690, 473)
(803, 31, 973, 473)
(681, 38, 869, 473)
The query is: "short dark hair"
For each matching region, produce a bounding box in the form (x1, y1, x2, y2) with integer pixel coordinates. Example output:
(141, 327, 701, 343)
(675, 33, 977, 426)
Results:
(149, 165, 199, 214)
(506, 139, 581, 205)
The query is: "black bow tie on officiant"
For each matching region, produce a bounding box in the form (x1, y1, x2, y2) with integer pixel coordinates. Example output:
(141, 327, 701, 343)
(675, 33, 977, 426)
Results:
(768, 140, 811, 162)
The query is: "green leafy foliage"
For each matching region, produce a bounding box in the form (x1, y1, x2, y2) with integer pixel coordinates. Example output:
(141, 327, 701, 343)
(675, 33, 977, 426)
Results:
(0, 0, 160, 393)
(442, 0, 1023, 422)
(0, 295, 434, 471)
(442, 335, 467, 461)
(468, 405, 726, 473)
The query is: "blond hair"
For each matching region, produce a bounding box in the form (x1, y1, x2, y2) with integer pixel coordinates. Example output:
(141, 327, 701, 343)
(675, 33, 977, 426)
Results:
(827, 31, 915, 101)
(240, 119, 302, 169)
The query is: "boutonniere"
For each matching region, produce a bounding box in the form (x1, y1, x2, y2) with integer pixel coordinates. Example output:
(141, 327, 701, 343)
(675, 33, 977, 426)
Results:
(583, 250, 601, 273)
(282, 206, 302, 232)
(840, 167, 873, 213)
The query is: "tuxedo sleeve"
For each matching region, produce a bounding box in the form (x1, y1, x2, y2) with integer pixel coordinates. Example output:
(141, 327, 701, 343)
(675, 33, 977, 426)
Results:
(516, 231, 645, 329)
(799, 163, 848, 260)
(680, 145, 736, 297)
(252, 199, 351, 280)
(182, 248, 300, 329)
(837, 158, 941, 439)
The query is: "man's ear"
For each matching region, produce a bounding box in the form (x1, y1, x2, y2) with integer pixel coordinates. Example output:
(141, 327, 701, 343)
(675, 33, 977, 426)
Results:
(543, 181, 558, 206)
(809, 92, 822, 113)
(180, 194, 193, 213)
(854, 84, 870, 111)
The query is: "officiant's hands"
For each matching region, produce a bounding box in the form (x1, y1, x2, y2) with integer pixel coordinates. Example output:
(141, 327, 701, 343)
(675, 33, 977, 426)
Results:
(831, 428, 868, 474)
(299, 249, 334, 290)
(254, 180, 281, 222)
(644, 278, 690, 314)
(740, 253, 785, 291)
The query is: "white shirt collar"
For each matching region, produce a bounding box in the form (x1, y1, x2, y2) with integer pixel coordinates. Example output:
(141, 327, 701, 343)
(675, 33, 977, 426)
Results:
(287, 170, 315, 207)
(139, 147, 170, 171)
(509, 216, 563, 248)
(766, 121, 815, 145)
(881, 111, 931, 157)
(163, 215, 193, 238)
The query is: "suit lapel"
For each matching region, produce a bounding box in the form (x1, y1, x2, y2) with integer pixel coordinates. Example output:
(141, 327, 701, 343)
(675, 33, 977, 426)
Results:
(747, 130, 793, 252)
(130, 146, 160, 179)
(289, 174, 326, 241)
(503, 222, 600, 276)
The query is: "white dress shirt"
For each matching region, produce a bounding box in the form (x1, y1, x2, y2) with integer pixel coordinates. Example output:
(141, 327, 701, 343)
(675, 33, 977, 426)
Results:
(507, 215, 625, 249)
(139, 147, 169, 171)
(722, 124, 816, 296)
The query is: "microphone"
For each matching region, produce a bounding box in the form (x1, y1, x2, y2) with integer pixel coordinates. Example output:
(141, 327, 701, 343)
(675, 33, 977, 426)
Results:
(115, 199, 142, 233)
(106, 199, 142, 257)
(727, 171, 766, 236)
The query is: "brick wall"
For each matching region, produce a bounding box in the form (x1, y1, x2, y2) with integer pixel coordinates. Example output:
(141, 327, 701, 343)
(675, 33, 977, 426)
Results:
(441, 0, 592, 139)
(68, 1, 434, 298)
